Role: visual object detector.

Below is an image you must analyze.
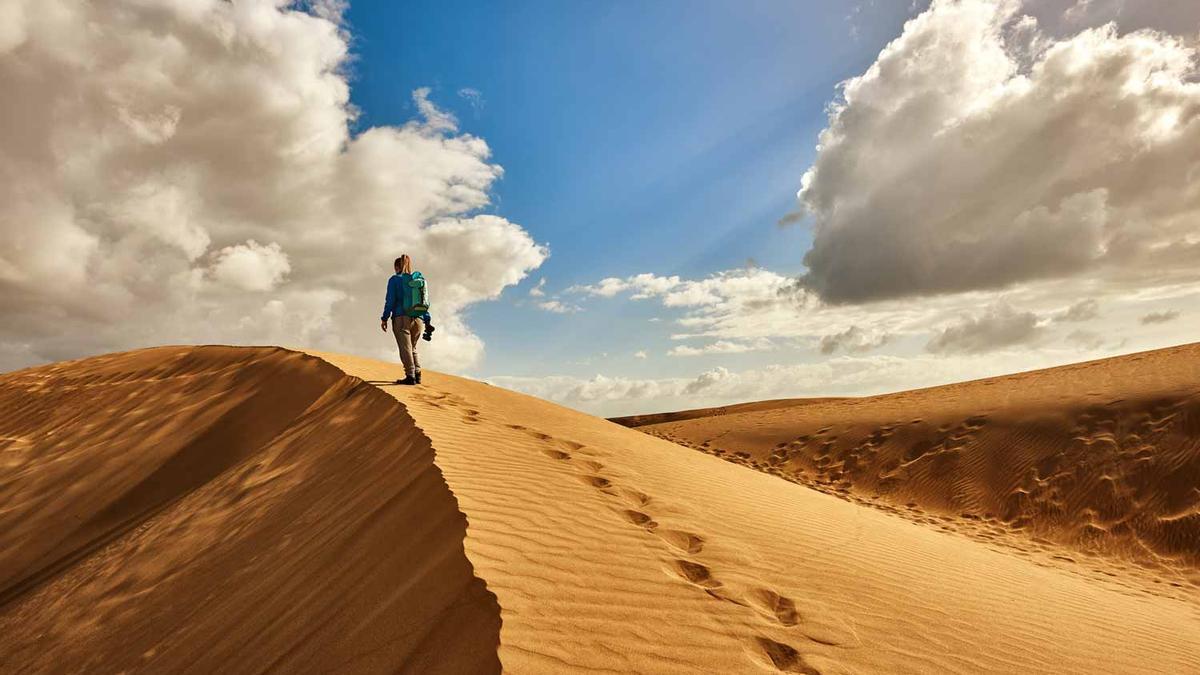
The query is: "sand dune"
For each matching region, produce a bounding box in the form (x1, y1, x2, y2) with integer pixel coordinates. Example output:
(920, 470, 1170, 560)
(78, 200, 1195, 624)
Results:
(0, 347, 498, 673)
(630, 344, 1200, 584)
(316, 350, 1200, 674)
(3, 345, 1199, 673)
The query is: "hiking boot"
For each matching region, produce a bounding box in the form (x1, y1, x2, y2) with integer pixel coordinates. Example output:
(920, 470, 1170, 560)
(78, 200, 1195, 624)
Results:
(414, 369, 422, 384)
(396, 376, 417, 385)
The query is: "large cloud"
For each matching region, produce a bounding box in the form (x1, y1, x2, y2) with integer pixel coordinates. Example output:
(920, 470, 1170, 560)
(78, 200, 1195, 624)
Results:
(797, 0, 1200, 303)
(0, 0, 546, 372)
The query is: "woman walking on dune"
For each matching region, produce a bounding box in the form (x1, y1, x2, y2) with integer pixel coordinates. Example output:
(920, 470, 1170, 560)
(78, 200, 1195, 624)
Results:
(381, 254, 429, 385)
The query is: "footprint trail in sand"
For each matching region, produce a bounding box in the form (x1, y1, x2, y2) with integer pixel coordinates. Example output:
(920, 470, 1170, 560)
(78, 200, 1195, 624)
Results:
(502, 418, 860, 673)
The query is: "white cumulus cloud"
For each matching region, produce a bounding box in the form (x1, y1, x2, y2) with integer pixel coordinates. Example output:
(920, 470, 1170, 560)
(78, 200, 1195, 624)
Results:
(0, 0, 546, 372)
(797, 0, 1200, 303)
(536, 300, 582, 314)
(210, 240, 291, 292)
(668, 338, 775, 357)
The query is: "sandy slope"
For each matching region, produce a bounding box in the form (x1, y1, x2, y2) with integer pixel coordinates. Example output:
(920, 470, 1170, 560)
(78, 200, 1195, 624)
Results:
(630, 344, 1200, 585)
(316, 350, 1200, 674)
(4, 346, 1199, 673)
(0, 347, 499, 673)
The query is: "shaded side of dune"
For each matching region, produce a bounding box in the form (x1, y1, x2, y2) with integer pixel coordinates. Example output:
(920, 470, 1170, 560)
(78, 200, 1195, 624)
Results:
(640, 344, 1200, 577)
(0, 346, 499, 674)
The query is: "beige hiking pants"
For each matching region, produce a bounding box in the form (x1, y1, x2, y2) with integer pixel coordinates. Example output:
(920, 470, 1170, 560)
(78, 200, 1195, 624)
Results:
(392, 316, 424, 378)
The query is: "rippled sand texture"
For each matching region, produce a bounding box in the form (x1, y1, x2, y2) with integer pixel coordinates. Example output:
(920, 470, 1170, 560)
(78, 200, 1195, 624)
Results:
(626, 344, 1200, 590)
(318, 350, 1200, 674)
(0, 347, 499, 674)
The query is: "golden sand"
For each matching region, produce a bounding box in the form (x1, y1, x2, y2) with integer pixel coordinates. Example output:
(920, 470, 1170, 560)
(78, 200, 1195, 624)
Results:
(2, 345, 1198, 673)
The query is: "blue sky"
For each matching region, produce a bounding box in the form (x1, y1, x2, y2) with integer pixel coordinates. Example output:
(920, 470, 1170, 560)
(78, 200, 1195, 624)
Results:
(6, 0, 1196, 417)
(343, 0, 921, 380)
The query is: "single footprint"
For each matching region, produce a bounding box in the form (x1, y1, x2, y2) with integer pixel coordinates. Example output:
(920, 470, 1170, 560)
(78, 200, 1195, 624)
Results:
(750, 589, 800, 626)
(672, 559, 721, 588)
(617, 488, 652, 507)
(754, 637, 821, 674)
(580, 475, 612, 489)
(540, 449, 571, 461)
(903, 440, 936, 463)
(964, 415, 988, 429)
(623, 509, 658, 531)
(657, 529, 705, 554)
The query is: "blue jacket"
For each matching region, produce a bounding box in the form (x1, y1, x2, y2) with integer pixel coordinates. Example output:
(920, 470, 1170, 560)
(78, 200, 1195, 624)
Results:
(381, 273, 408, 321)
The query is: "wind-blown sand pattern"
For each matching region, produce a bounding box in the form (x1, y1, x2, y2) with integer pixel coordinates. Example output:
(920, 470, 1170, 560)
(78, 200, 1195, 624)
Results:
(623, 344, 1200, 589)
(0, 347, 499, 673)
(3, 345, 1199, 673)
(316, 350, 1199, 674)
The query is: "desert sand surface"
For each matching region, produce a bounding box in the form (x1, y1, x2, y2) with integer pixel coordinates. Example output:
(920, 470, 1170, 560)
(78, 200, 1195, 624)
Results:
(0, 347, 498, 673)
(315, 349, 1199, 674)
(2, 346, 1199, 674)
(630, 344, 1200, 589)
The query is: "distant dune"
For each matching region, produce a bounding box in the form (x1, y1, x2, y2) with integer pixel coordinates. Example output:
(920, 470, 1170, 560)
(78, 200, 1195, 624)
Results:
(610, 398, 845, 428)
(3, 346, 1199, 673)
(633, 344, 1200, 580)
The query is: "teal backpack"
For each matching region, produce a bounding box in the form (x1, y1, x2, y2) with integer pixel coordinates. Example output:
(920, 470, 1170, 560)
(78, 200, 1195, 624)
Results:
(403, 271, 430, 317)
